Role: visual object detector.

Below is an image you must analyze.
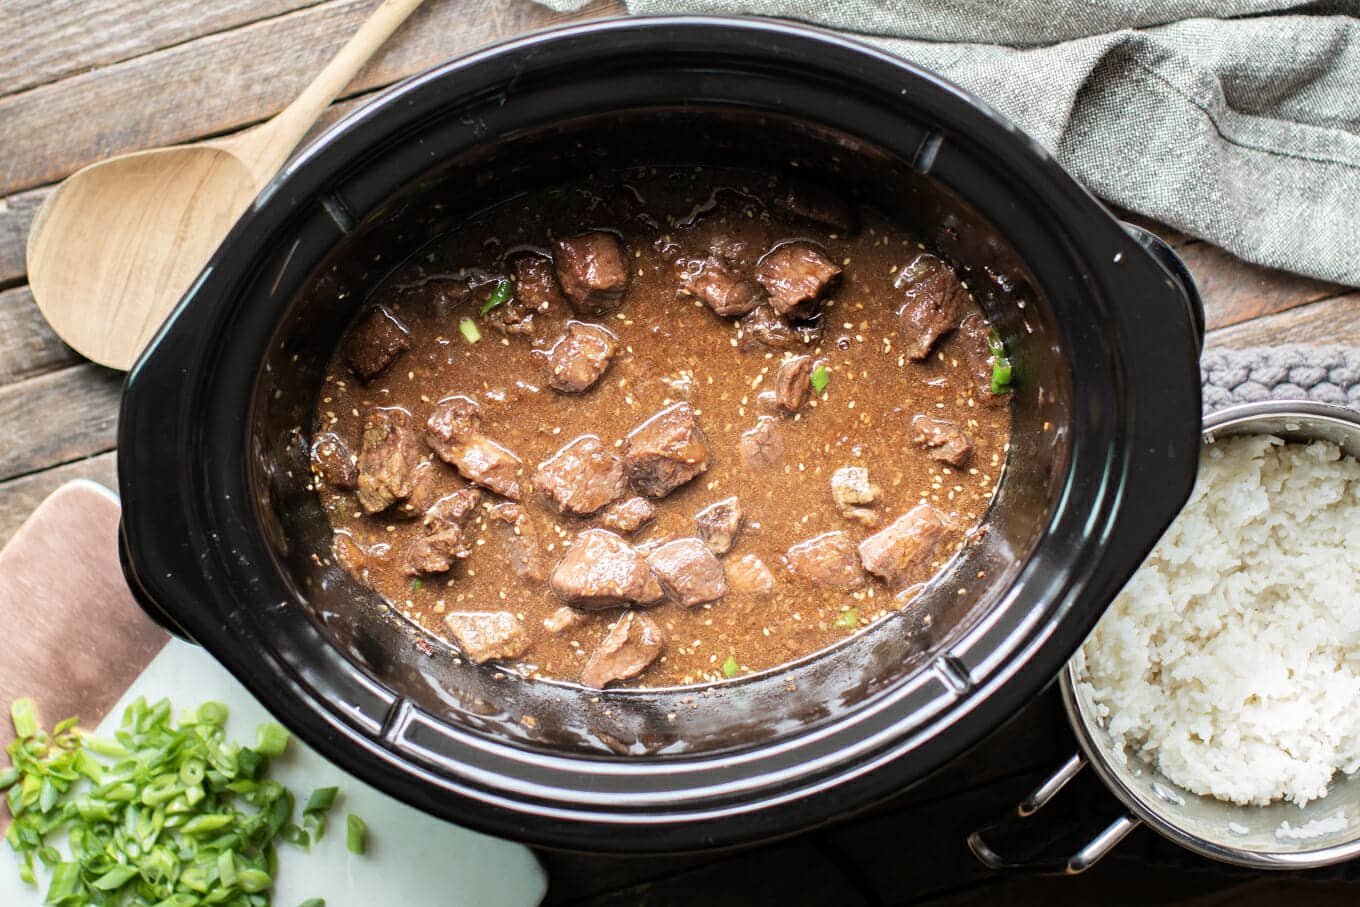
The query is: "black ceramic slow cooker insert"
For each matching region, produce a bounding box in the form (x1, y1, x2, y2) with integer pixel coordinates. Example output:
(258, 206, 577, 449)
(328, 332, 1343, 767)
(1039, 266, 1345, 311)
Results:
(118, 17, 1204, 852)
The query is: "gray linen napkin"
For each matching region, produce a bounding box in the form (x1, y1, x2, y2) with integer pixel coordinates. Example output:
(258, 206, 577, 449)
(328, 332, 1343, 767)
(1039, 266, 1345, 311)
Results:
(537, 0, 1360, 288)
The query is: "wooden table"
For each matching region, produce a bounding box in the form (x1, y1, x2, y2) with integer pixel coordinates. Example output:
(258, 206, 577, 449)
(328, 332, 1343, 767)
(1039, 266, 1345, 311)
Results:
(1, 2, 1356, 903)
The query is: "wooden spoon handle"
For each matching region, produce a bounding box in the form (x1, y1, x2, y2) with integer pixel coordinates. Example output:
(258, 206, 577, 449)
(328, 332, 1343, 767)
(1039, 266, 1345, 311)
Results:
(230, 0, 427, 185)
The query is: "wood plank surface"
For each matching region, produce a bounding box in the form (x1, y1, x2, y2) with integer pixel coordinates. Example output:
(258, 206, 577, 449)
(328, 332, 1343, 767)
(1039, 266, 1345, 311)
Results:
(1182, 242, 1345, 333)
(0, 453, 117, 546)
(0, 188, 46, 289)
(0, 0, 326, 97)
(0, 365, 121, 482)
(0, 286, 79, 384)
(0, 0, 623, 196)
(1207, 292, 1360, 350)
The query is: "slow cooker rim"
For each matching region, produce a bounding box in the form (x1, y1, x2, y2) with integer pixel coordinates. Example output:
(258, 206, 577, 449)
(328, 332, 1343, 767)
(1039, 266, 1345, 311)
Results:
(119, 15, 1202, 851)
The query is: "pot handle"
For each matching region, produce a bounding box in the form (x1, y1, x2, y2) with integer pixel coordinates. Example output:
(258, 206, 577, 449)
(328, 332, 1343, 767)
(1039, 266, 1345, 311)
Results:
(1119, 221, 1204, 352)
(967, 754, 1143, 875)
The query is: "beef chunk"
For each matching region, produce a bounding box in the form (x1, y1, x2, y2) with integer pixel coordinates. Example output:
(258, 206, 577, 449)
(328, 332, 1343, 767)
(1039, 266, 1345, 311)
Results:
(695, 497, 743, 555)
(959, 312, 1010, 404)
(533, 435, 626, 515)
(550, 528, 664, 609)
(858, 504, 951, 587)
(424, 395, 525, 500)
(830, 466, 879, 508)
(774, 183, 858, 234)
(739, 304, 797, 350)
(490, 502, 549, 583)
(785, 531, 866, 590)
(740, 416, 784, 466)
(911, 415, 974, 466)
(356, 408, 423, 514)
(546, 322, 617, 393)
(646, 538, 727, 607)
(331, 532, 366, 578)
(726, 554, 775, 595)
(544, 606, 583, 634)
(624, 402, 710, 498)
(600, 496, 656, 534)
(896, 253, 969, 360)
(443, 611, 530, 664)
(402, 486, 481, 576)
(512, 253, 566, 313)
(310, 432, 356, 490)
(755, 242, 841, 317)
(553, 231, 630, 314)
(397, 458, 443, 518)
(479, 278, 536, 337)
(676, 256, 763, 317)
(580, 611, 665, 689)
(775, 355, 815, 413)
(344, 306, 411, 379)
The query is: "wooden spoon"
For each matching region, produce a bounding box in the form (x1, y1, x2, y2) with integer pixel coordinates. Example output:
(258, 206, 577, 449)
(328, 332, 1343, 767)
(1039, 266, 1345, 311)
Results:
(26, 0, 427, 372)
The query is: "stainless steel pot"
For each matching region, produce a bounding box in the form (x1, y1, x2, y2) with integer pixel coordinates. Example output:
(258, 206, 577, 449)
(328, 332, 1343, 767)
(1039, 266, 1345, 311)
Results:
(971, 400, 1360, 872)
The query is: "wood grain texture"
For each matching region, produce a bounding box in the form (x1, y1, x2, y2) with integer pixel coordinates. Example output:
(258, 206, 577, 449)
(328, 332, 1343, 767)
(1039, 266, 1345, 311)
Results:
(0, 286, 79, 385)
(0, 364, 121, 482)
(0, 482, 167, 763)
(0, 0, 623, 196)
(0, 92, 374, 292)
(0, 187, 46, 289)
(1207, 292, 1360, 350)
(1181, 242, 1346, 332)
(0, 0, 326, 97)
(0, 453, 117, 548)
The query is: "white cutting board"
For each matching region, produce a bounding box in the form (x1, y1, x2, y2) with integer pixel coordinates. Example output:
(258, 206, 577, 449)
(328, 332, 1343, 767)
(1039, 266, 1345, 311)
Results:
(0, 482, 547, 906)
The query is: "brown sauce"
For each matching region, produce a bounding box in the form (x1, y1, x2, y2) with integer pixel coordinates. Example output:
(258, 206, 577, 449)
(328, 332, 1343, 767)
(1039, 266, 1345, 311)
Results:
(310, 165, 1011, 688)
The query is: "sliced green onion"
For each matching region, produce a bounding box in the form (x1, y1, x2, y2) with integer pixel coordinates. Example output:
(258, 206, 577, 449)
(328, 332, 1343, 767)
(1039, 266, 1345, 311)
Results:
(479, 278, 514, 316)
(458, 317, 482, 344)
(721, 655, 740, 679)
(346, 813, 367, 855)
(2, 698, 346, 906)
(304, 787, 339, 815)
(299, 899, 327, 907)
(986, 327, 1013, 394)
(11, 698, 38, 739)
(809, 364, 830, 395)
(991, 358, 1013, 395)
(254, 722, 290, 758)
(411, 578, 423, 592)
(834, 608, 860, 629)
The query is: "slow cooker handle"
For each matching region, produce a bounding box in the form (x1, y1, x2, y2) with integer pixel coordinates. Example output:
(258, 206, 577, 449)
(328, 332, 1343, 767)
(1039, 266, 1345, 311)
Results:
(1120, 221, 1205, 352)
(967, 754, 1142, 875)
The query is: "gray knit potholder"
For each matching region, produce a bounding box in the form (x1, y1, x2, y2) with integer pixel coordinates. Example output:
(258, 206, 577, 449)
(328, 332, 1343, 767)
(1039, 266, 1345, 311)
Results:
(1201, 345, 1360, 414)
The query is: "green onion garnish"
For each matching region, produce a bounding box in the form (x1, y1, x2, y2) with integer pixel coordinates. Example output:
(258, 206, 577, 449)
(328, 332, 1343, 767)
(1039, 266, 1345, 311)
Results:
(721, 655, 740, 679)
(299, 899, 327, 907)
(458, 317, 482, 344)
(834, 608, 860, 629)
(809, 364, 830, 395)
(254, 721, 290, 757)
(479, 278, 514, 316)
(1, 697, 343, 905)
(347, 813, 368, 855)
(411, 578, 423, 591)
(987, 327, 1013, 394)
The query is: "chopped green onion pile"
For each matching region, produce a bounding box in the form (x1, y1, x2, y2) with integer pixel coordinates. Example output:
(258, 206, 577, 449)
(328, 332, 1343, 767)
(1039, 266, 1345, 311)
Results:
(478, 278, 515, 317)
(987, 328, 1013, 395)
(809, 364, 831, 395)
(458, 317, 482, 345)
(2, 697, 359, 906)
(344, 815, 366, 856)
(720, 655, 740, 679)
(834, 608, 860, 630)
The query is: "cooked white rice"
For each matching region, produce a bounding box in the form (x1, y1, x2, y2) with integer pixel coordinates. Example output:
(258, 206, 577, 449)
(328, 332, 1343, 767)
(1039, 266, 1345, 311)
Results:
(1074, 434, 1360, 807)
